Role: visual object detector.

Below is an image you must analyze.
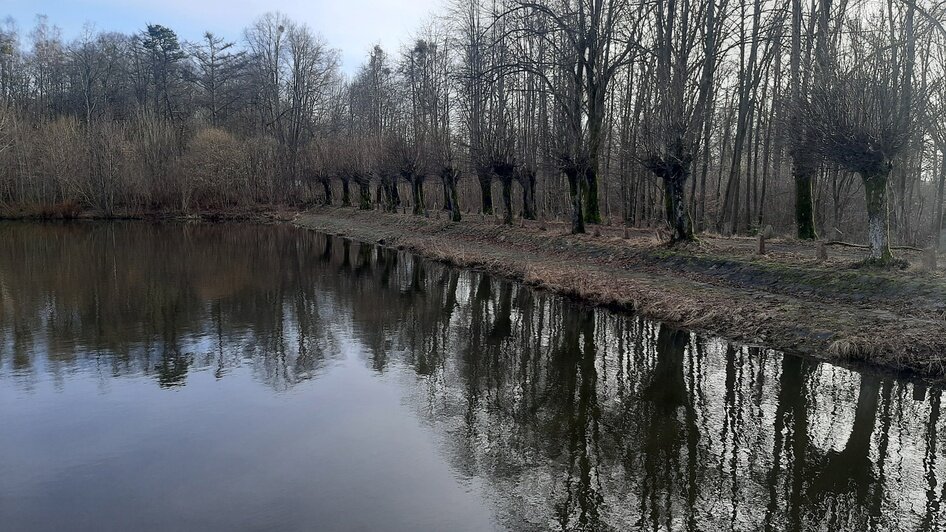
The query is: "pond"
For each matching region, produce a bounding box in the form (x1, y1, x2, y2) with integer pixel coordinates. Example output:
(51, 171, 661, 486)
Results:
(0, 222, 941, 531)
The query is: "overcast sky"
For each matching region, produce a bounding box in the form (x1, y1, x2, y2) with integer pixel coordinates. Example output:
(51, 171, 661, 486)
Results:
(3, 0, 442, 73)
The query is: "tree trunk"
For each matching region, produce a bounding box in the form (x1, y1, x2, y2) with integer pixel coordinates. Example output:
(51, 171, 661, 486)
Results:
(933, 150, 945, 251)
(322, 180, 333, 205)
(477, 170, 493, 215)
(358, 181, 371, 210)
(519, 169, 537, 220)
(583, 89, 604, 226)
(501, 178, 513, 225)
(385, 179, 400, 213)
(789, 0, 818, 241)
(863, 169, 893, 262)
(411, 177, 425, 215)
(448, 180, 461, 222)
(582, 166, 601, 224)
(341, 178, 351, 207)
(441, 168, 461, 222)
(566, 168, 585, 234)
(663, 170, 694, 243)
(794, 161, 817, 239)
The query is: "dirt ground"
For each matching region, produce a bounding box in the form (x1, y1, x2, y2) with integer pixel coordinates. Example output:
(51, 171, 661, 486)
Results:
(292, 206, 946, 380)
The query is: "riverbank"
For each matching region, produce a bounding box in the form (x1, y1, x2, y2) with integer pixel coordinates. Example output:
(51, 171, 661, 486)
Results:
(294, 206, 946, 380)
(0, 202, 298, 221)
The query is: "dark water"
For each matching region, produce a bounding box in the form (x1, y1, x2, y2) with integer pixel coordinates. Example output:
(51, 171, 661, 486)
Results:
(0, 223, 942, 531)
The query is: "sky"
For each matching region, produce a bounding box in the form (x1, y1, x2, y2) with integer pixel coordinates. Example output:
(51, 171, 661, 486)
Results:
(2, 0, 442, 73)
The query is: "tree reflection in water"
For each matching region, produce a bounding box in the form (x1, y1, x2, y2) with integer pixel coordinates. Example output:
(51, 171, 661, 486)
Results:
(0, 222, 339, 391)
(310, 232, 943, 531)
(0, 223, 943, 531)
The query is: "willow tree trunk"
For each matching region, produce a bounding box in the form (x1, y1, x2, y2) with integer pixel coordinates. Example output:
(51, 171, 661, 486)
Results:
(863, 168, 893, 263)
(384, 179, 400, 213)
(566, 168, 585, 234)
(411, 177, 425, 215)
(663, 171, 694, 243)
(358, 182, 372, 210)
(322, 180, 333, 205)
(500, 178, 513, 225)
(341, 178, 351, 207)
(582, 167, 601, 224)
(794, 162, 817, 240)
(520, 173, 537, 220)
(477, 170, 493, 215)
(441, 168, 461, 222)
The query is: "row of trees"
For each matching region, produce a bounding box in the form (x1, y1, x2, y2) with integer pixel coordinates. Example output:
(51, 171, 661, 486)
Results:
(0, 14, 340, 212)
(1, 1, 945, 263)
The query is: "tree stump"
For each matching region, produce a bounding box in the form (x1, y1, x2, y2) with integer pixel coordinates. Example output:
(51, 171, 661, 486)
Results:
(757, 233, 766, 255)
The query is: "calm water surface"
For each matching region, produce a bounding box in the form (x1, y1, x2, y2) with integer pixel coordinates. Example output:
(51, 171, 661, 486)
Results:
(0, 222, 943, 531)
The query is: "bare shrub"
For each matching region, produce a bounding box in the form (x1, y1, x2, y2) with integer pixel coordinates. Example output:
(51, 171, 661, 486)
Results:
(178, 128, 247, 211)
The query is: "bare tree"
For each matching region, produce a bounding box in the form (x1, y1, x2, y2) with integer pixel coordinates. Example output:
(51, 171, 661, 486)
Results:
(805, 2, 918, 263)
(189, 32, 247, 127)
(640, 0, 720, 243)
(505, 0, 640, 232)
(245, 13, 339, 198)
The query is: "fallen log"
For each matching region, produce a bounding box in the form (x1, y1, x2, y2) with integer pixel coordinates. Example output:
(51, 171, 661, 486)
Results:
(824, 240, 927, 253)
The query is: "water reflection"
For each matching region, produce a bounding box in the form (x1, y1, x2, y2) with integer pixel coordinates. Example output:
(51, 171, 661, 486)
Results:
(0, 222, 337, 391)
(0, 222, 943, 531)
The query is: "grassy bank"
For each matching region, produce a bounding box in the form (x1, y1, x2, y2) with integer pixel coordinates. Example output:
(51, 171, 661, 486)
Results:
(294, 206, 946, 380)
